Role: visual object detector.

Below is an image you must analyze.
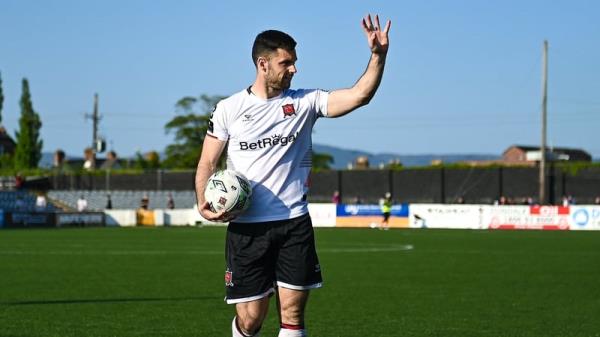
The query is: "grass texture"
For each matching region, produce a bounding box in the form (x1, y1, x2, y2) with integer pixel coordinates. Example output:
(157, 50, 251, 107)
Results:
(1, 227, 599, 337)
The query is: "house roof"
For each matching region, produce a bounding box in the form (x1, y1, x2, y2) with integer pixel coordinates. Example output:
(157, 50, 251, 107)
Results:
(504, 144, 591, 160)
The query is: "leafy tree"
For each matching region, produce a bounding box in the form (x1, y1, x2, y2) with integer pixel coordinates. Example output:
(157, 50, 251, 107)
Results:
(163, 94, 225, 169)
(312, 151, 334, 170)
(14, 78, 43, 169)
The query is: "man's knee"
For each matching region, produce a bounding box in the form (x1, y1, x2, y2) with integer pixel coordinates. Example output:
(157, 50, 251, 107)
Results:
(236, 314, 264, 334)
(235, 298, 270, 334)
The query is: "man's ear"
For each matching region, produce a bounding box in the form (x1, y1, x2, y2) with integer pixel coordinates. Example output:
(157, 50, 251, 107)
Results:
(257, 57, 268, 73)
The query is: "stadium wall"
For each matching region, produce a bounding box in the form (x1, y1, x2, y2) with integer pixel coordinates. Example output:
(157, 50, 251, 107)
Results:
(2, 204, 599, 230)
(408, 204, 600, 231)
(47, 167, 600, 204)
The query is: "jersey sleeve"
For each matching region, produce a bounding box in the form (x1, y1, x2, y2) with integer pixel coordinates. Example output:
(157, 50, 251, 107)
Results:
(313, 89, 329, 118)
(206, 101, 229, 141)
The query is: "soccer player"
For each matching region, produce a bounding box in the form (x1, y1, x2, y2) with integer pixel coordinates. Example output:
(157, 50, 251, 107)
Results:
(380, 192, 392, 230)
(195, 14, 391, 337)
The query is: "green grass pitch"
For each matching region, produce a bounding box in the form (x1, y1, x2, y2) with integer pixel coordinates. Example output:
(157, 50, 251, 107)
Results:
(1, 227, 599, 337)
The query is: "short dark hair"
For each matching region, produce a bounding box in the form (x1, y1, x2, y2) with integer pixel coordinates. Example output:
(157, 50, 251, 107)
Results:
(252, 30, 296, 66)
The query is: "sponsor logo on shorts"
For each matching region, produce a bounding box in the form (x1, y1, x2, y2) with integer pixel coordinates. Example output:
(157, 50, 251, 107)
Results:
(239, 131, 300, 151)
(225, 269, 234, 287)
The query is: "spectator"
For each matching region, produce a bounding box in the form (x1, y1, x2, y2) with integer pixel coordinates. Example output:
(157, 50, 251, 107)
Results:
(331, 190, 340, 204)
(100, 151, 122, 170)
(35, 193, 47, 211)
(15, 196, 26, 211)
(595, 196, 600, 205)
(498, 195, 508, 205)
(77, 195, 88, 212)
(167, 193, 175, 209)
(455, 196, 465, 204)
(561, 195, 575, 207)
(140, 195, 149, 210)
(14, 173, 24, 190)
(106, 194, 112, 209)
(83, 147, 95, 171)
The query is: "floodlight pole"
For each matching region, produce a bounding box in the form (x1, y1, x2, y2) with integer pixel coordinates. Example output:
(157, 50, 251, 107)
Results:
(93, 93, 99, 152)
(85, 93, 101, 155)
(539, 40, 548, 204)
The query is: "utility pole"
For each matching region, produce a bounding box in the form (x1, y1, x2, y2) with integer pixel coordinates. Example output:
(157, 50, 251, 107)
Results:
(84, 93, 102, 159)
(539, 40, 548, 204)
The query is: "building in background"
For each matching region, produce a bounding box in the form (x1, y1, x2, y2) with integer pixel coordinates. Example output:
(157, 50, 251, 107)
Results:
(502, 145, 592, 165)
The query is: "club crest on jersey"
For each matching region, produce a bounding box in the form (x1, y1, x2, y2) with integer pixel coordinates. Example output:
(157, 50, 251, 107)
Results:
(225, 269, 234, 287)
(282, 104, 296, 117)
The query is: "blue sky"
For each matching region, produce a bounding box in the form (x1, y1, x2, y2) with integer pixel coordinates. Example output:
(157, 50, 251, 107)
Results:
(1, 0, 599, 160)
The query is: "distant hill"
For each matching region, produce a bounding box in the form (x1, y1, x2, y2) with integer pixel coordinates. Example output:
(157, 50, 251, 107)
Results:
(39, 149, 596, 170)
(312, 144, 500, 169)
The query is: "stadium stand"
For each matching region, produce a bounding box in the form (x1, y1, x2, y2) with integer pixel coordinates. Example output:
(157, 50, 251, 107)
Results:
(47, 190, 196, 211)
(0, 191, 58, 212)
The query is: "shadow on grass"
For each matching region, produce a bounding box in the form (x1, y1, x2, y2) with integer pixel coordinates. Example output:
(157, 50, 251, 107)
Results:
(2, 296, 218, 306)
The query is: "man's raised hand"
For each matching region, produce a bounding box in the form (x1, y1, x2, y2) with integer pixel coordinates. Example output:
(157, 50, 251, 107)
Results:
(361, 14, 391, 55)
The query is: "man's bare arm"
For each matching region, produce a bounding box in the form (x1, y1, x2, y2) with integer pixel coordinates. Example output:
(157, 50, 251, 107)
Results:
(195, 135, 228, 220)
(327, 14, 391, 118)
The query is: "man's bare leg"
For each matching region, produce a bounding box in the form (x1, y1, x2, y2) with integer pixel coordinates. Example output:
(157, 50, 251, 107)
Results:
(277, 287, 310, 336)
(232, 296, 270, 337)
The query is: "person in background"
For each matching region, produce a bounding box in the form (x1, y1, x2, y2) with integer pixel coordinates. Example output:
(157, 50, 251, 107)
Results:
(77, 195, 88, 212)
(15, 195, 26, 211)
(331, 190, 340, 204)
(167, 193, 175, 209)
(35, 193, 47, 211)
(14, 173, 24, 190)
(100, 151, 122, 170)
(83, 147, 96, 171)
(53, 149, 72, 172)
(379, 192, 392, 230)
(595, 196, 600, 205)
(106, 194, 113, 209)
(140, 195, 149, 210)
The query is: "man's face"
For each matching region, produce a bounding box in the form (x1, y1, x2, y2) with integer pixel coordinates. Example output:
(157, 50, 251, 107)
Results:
(264, 48, 297, 90)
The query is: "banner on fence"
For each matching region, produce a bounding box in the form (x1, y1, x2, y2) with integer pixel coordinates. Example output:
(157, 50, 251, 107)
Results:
(569, 206, 600, 231)
(56, 213, 105, 227)
(484, 205, 570, 230)
(336, 204, 409, 228)
(409, 204, 484, 229)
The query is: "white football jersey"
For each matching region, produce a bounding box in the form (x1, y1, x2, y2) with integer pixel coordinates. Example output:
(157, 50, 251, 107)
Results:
(207, 87, 329, 222)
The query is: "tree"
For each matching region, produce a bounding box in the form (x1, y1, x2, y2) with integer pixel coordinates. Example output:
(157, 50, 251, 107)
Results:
(312, 151, 334, 170)
(162, 94, 225, 168)
(14, 78, 43, 169)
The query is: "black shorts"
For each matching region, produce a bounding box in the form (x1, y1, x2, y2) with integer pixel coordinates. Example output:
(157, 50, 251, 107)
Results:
(383, 212, 391, 221)
(224, 213, 323, 304)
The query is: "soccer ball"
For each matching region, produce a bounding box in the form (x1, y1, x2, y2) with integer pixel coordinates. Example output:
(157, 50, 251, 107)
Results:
(204, 170, 252, 215)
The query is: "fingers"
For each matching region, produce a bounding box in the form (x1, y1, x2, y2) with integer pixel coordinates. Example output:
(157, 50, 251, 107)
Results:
(383, 19, 392, 34)
(362, 13, 391, 34)
(198, 201, 232, 222)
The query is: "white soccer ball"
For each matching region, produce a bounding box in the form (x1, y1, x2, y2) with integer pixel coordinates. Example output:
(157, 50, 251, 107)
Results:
(204, 169, 252, 216)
